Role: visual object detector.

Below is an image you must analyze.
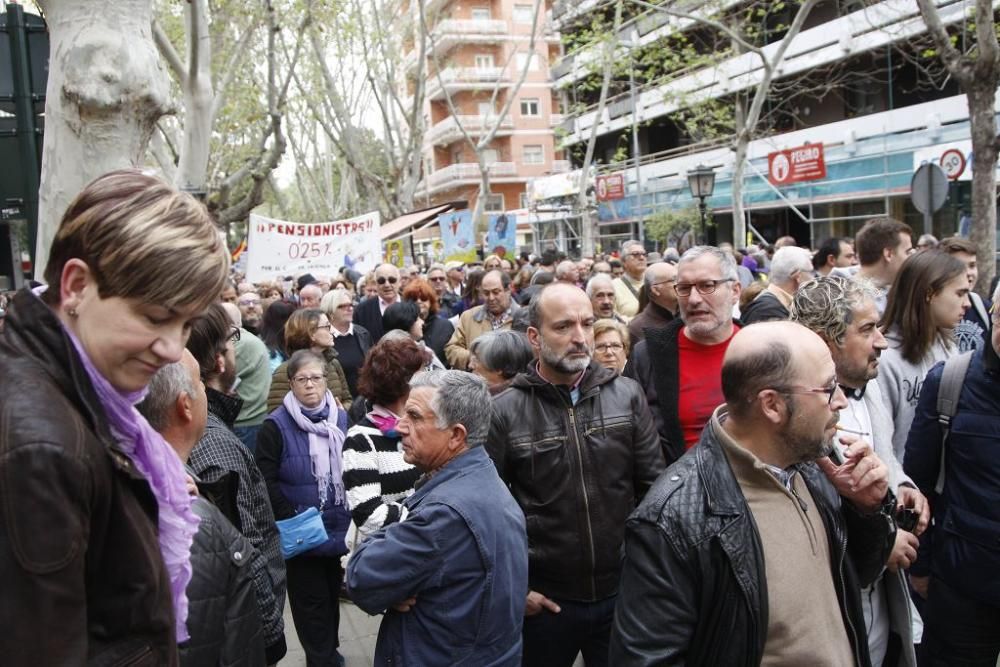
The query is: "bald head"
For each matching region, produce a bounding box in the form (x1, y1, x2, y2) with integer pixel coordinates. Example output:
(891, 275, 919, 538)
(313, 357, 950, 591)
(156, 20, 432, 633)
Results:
(722, 322, 832, 417)
(556, 260, 580, 284)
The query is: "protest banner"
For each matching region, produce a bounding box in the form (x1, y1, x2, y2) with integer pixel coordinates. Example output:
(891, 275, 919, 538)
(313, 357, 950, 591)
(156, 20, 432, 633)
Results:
(486, 213, 516, 256)
(438, 210, 477, 263)
(246, 211, 381, 282)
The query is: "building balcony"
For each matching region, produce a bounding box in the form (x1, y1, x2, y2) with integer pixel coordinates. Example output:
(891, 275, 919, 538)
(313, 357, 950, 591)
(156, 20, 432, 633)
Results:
(425, 66, 512, 101)
(430, 19, 507, 54)
(420, 161, 528, 195)
(425, 114, 514, 147)
(550, 113, 565, 127)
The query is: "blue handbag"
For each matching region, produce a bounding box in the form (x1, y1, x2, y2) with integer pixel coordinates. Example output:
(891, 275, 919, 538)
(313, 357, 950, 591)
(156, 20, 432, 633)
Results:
(276, 507, 327, 558)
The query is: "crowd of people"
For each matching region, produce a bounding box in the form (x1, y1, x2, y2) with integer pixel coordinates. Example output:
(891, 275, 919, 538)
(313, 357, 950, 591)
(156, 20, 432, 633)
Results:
(1, 170, 998, 667)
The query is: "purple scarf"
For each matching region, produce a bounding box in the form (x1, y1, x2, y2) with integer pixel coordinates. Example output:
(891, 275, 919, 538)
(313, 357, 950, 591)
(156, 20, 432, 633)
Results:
(63, 321, 198, 642)
(283, 390, 347, 508)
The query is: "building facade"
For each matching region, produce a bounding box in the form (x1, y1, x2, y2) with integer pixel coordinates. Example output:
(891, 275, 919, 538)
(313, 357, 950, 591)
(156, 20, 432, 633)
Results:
(398, 0, 568, 258)
(548, 0, 1000, 251)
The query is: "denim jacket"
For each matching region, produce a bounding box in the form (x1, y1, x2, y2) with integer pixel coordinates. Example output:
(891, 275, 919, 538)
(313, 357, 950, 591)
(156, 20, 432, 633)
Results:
(347, 446, 528, 666)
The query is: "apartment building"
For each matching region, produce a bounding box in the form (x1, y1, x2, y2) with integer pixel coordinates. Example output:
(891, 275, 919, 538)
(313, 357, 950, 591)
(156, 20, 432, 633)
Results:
(547, 0, 1000, 250)
(396, 0, 567, 257)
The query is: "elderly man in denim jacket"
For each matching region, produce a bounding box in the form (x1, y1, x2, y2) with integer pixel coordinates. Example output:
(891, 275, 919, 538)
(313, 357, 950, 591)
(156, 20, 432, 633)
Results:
(347, 371, 528, 666)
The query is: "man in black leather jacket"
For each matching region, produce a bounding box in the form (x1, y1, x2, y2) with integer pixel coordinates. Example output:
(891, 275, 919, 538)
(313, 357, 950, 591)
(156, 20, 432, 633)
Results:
(611, 321, 896, 666)
(487, 283, 665, 667)
(137, 350, 266, 666)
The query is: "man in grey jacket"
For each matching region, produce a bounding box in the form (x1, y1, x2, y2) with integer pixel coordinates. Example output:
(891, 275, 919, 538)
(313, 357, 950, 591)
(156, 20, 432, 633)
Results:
(793, 275, 930, 666)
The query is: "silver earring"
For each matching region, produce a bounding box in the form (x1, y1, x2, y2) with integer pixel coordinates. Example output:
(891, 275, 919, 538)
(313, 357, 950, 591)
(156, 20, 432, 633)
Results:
(67, 307, 78, 317)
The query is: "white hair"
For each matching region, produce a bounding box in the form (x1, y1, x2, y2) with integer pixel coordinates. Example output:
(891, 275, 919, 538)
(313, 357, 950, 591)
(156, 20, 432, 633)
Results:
(586, 273, 615, 297)
(769, 246, 814, 284)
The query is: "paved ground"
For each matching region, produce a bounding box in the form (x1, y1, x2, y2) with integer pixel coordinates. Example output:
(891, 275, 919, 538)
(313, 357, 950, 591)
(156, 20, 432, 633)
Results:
(281, 602, 585, 666)
(282, 601, 381, 666)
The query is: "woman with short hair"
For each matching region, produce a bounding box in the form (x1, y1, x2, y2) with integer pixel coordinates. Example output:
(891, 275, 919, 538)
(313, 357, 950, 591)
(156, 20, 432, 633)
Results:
(593, 319, 630, 373)
(877, 249, 971, 459)
(256, 349, 351, 667)
(383, 301, 446, 370)
(267, 309, 352, 412)
(402, 277, 454, 367)
(0, 169, 230, 662)
(259, 300, 296, 373)
(469, 330, 534, 394)
(321, 288, 372, 396)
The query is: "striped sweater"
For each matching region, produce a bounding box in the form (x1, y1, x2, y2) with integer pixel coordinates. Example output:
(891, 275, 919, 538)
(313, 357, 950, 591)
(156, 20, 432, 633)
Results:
(342, 417, 422, 540)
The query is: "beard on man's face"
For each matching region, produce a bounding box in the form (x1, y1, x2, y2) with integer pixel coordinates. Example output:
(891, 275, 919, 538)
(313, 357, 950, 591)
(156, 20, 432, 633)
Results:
(539, 337, 592, 375)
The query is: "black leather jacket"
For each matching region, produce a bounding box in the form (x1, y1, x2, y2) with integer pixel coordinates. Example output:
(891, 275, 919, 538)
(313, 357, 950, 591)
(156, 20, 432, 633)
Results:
(180, 495, 265, 666)
(0, 289, 178, 665)
(610, 415, 896, 666)
(487, 362, 665, 602)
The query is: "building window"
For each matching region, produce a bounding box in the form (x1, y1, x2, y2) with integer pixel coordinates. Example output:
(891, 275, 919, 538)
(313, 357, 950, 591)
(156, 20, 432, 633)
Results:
(513, 4, 534, 23)
(523, 144, 544, 164)
(474, 53, 495, 70)
(519, 192, 530, 209)
(520, 98, 540, 116)
(515, 52, 539, 71)
(484, 194, 505, 212)
(470, 7, 491, 20)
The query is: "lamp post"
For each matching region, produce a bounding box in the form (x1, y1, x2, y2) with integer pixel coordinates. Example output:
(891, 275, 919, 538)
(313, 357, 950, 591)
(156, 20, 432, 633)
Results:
(687, 164, 716, 245)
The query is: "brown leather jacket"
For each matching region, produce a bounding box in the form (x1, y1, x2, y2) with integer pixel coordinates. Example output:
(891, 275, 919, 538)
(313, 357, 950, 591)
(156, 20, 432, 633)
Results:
(0, 290, 178, 666)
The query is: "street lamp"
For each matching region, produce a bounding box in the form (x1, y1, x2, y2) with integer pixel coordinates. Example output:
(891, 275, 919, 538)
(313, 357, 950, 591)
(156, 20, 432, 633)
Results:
(687, 164, 716, 244)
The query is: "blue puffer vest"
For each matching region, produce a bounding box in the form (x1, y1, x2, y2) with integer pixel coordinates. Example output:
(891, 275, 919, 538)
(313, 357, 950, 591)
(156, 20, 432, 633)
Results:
(267, 406, 350, 558)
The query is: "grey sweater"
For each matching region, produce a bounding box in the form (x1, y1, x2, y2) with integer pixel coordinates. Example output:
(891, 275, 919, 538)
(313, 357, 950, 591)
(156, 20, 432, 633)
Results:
(875, 331, 955, 462)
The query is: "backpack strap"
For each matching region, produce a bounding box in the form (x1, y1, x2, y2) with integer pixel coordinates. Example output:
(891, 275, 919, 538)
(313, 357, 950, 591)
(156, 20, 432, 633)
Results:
(934, 351, 974, 494)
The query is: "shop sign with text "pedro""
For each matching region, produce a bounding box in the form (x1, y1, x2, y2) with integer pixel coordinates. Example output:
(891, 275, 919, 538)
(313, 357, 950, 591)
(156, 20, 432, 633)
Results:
(767, 144, 827, 185)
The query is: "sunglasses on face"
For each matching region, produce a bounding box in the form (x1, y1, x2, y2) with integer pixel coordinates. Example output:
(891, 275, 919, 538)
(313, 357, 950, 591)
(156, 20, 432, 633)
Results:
(377, 276, 398, 285)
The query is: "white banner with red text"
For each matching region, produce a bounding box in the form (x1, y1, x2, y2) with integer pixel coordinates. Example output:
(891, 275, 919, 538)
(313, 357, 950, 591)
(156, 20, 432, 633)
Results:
(246, 211, 381, 283)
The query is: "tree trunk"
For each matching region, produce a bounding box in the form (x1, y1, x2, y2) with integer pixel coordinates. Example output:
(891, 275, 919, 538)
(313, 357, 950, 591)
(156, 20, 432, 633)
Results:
(174, 0, 214, 192)
(34, 0, 171, 278)
(966, 82, 998, 295)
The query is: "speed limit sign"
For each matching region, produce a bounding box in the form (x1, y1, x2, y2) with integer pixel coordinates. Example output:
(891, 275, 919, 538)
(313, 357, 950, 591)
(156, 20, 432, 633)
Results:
(940, 148, 966, 180)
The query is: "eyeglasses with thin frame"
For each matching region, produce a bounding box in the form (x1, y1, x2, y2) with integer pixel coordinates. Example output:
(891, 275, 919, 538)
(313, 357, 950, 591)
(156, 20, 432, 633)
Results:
(292, 374, 327, 387)
(627, 251, 647, 259)
(314, 322, 332, 331)
(428, 276, 447, 282)
(376, 276, 398, 285)
(775, 378, 841, 406)
(595, 342, 625, 353)
(673, 278, 735, 297)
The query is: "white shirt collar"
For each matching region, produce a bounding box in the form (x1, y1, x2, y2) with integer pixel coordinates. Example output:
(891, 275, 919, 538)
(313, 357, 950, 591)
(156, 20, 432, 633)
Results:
(332, 323, 354, 337)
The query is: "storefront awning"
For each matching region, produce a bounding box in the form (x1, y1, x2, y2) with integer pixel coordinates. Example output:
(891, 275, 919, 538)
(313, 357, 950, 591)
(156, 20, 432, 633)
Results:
(380, 202, 463, 241)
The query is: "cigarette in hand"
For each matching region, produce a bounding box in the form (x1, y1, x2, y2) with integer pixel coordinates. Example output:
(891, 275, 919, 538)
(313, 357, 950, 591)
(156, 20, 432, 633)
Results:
(836, 424, 870, 436)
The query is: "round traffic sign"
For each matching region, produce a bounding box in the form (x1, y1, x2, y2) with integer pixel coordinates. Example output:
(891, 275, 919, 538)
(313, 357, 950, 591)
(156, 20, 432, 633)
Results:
(940, 148, 966, 180)
(911, 163, 949, 215)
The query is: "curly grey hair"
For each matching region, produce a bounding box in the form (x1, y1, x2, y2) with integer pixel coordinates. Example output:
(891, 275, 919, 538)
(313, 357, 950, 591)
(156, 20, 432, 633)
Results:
(791, 275, 881, 346)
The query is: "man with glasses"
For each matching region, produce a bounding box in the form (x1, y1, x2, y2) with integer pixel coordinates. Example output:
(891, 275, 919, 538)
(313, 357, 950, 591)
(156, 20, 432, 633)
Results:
(237, 291, 263, 335)
(625, 246, 741, 465)
(612, 240, 647, 318)
(445, 270, 521, 370)
(427, 263, 459, 316)
(185, 303, 289, 664)
(628, 262, 677, 344)
(612, 320, 896, 665)
(353, 263, 400, 342)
